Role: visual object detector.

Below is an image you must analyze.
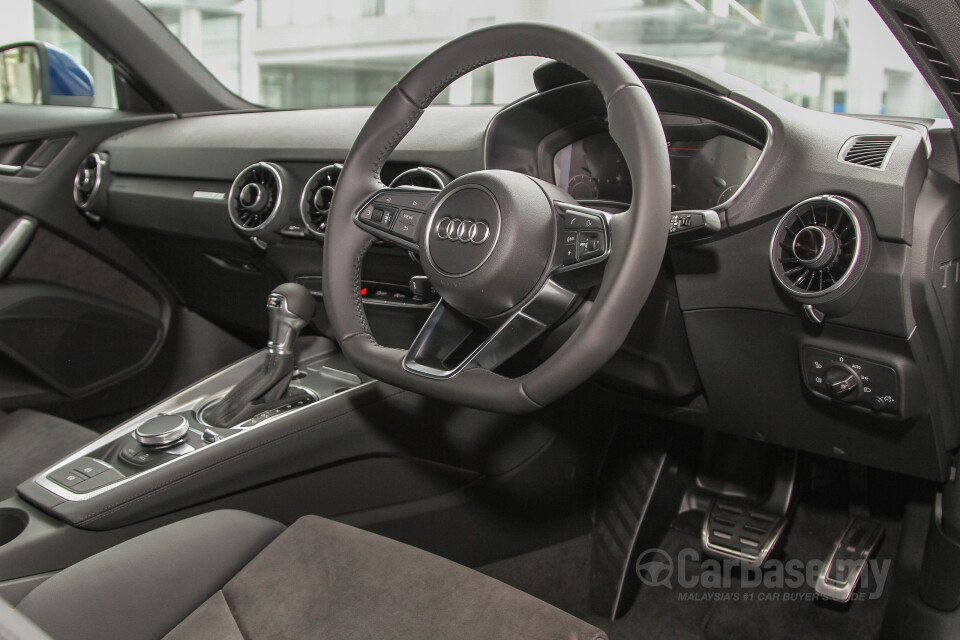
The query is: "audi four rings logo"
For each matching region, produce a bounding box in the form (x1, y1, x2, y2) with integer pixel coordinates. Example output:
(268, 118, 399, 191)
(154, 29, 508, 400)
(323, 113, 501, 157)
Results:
(435, 217, 490, 244)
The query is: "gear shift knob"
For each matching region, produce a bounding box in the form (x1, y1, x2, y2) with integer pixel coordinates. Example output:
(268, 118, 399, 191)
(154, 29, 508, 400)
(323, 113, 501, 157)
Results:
(266, 283, 315, 354)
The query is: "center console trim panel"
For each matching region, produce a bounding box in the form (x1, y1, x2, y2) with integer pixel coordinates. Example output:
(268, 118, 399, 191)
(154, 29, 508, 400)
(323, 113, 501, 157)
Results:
(29, 338, 369, 503)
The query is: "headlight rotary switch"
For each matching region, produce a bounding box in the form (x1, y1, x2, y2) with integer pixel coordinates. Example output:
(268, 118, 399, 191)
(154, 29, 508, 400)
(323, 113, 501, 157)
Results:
(824, 363, 860, 399)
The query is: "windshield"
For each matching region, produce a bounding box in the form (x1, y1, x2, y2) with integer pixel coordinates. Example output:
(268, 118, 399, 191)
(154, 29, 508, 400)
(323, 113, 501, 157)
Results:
(141, 0, 944, 118)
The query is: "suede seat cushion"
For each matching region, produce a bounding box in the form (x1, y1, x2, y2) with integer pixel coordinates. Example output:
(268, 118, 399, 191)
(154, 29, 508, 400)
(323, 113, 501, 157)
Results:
(165, 515, 607, 640)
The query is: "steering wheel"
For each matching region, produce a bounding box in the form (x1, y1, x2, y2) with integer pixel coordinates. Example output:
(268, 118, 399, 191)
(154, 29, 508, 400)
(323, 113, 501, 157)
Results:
(323, 23, 670, 414)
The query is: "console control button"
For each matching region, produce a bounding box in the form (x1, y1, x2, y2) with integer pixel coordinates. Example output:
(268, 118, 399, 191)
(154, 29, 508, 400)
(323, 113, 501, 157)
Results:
(120, 442, 165, 466)
(73, 458, 109, 478)
(279, 222, 306, 238)
(49, 466, 87, 488)
(72, 468, 124, 493)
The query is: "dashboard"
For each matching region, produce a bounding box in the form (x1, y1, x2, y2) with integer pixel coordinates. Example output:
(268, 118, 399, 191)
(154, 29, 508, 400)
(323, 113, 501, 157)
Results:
(552, 131, 762, 210)
(71, 54, 960, 485)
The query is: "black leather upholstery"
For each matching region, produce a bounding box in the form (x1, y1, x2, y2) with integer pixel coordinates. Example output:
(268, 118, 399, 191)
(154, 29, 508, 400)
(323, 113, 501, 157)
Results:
(0, 410, 97, 500)
(18, 510, 607, 640)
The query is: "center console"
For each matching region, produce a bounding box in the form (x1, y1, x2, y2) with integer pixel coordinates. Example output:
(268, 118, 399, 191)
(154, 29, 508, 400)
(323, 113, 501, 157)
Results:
(34, 349, 364, 502)
(26, 283, 370, 506)
(11, 283, 403, 536)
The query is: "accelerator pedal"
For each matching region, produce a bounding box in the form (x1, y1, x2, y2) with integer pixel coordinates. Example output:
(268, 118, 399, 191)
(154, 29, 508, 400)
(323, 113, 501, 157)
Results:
(815, 518, 885, 602)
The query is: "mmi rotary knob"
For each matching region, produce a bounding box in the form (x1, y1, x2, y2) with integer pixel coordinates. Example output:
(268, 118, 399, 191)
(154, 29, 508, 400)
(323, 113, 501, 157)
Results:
(134, 414, 189, 447)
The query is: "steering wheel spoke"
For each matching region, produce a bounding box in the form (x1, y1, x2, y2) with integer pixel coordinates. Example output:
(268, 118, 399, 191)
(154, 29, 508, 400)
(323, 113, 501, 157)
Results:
(325, 24, 671, 412)
(403, 278, 578, 379)
(353, 187, 440, 251)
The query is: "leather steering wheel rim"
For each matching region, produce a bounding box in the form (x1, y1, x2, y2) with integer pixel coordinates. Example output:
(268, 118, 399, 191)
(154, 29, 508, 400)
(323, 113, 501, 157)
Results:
(323, 22, 671, 414)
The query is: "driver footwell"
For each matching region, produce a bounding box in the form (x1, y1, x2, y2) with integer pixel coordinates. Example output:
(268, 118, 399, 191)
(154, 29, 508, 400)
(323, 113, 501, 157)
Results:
(479, 458, 905, 640)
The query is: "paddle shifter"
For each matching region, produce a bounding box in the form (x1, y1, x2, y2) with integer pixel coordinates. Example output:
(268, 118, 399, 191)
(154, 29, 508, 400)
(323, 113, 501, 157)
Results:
(203, 283, 316, 428)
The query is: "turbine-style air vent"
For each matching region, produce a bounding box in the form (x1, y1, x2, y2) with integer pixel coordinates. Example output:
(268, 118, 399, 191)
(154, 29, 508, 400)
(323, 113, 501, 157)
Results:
(300, 164, 341, 238)
(895, 11, 960, 109)
(840, 136, 897, 169)
(73, 152, 106, 210)
(388, 167, 449, 190)
(228, 162, 283, 233)
(771, 196, 864, 296)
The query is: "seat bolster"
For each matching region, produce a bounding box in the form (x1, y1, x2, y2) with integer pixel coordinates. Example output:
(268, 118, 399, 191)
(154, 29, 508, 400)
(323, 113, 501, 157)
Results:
(18, 510, 284, 640)
(0, 597, 54, 640)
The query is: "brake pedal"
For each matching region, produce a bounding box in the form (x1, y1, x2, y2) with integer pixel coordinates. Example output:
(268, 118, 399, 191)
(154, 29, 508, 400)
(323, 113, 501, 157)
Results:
(815, 518, 884, 602)
(702, 500, 788, 567)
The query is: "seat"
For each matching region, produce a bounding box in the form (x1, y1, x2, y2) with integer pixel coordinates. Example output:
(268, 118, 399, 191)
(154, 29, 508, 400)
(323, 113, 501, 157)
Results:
(0, 409, 97, 500)
(14, 509, 606, 640)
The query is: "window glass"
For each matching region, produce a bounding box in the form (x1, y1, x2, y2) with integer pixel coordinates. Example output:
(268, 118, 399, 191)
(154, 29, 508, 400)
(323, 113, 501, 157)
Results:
(141, 0, 942, 118)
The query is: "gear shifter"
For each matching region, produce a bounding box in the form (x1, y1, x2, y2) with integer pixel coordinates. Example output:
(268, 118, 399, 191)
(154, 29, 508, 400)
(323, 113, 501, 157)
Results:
(203, 283, 316, 428)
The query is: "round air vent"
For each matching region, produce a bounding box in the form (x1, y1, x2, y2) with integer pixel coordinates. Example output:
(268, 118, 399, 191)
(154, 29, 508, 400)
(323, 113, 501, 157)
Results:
(389, 167, 449, 190)
(73, 152, 106, 210)
(770, 195, 871, 301)
(299, 164, 341, 238)
(228, 162, 288, 236)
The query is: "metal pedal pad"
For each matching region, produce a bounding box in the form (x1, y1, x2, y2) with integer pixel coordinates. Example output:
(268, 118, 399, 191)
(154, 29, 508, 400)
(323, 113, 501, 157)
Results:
(815, 518, 884, 602)
(702, 500, 788, 567)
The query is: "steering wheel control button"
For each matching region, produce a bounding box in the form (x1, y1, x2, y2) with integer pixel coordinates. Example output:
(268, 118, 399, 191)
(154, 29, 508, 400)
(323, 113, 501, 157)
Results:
(49, 466, 88, 489)
(374, 191, 435, 211)
(562, 244, 578, 265)
(577, 230, 606, 261)
(563, 231, 578, 245)
(134, 414, 190, 447)
(73, 458, 109, 478)
(395, 210, 424, 241)
(801, 346, 900, 415)
(564, 210, 602, 230)
(359, 204, 398, 230)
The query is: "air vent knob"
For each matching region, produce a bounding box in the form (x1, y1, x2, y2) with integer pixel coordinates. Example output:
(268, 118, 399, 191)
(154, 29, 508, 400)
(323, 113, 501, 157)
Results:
(79, 168, 95, 190)
(313, 185, 334, 212)
(825, 363, 860, 399)
(792, 226, 839, 270)
(239, 183, 268, 213)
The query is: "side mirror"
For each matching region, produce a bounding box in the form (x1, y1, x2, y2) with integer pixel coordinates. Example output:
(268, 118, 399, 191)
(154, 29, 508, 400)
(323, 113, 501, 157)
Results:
(0, 41, 94, 106)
